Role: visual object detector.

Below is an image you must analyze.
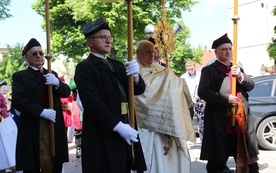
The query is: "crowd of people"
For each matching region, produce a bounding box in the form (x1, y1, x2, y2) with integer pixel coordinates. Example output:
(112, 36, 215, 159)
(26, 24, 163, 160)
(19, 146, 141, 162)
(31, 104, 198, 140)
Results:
(1, 16, 273, 173)
(260, 65, 276, 75)
(0, 81, 17, 173)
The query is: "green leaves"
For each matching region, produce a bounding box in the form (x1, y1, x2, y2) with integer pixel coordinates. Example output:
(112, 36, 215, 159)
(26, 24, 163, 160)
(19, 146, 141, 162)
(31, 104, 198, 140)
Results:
(31, 0, 203, 73)
(0, 44, 26, 85)
(0, 0, 12, 20)
(267, 43, 276, 61)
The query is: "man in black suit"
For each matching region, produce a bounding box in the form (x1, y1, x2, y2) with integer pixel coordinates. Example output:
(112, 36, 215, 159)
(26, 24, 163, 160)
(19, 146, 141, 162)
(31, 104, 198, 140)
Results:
(198, 33, 259, 173)
(74, 17, 147, 173)
(12, 38, 70, 173)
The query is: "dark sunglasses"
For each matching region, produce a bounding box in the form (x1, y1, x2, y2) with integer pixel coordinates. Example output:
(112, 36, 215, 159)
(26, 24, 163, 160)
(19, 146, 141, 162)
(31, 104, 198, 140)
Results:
(30, 51, 44, 57)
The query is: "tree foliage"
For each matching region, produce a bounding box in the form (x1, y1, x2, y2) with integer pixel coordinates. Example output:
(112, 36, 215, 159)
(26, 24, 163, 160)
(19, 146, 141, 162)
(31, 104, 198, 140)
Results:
(0, 0, 12, 20)
(32, 0, 202, 65)
(267, 5, 276, 61)
(170, 21, 203, 76)
(0, 0, 204, 85)
(267, 43, 276, 61)
(0, 44, 27, 85)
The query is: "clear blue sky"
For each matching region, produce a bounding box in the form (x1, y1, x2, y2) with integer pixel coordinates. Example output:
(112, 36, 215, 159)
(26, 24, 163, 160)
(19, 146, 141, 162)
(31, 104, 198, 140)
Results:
(181, 0, 229, 48)
(0, 0, 229, 49)
(0, 0, 46, 48)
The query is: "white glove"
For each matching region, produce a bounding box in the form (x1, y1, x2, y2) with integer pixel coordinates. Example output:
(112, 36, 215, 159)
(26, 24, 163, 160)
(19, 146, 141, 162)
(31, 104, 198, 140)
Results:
(113, 122, 138, 145)
(125, 59, 139, 76)
(44, 73, 59, 87)
(40, 109, 56, 122)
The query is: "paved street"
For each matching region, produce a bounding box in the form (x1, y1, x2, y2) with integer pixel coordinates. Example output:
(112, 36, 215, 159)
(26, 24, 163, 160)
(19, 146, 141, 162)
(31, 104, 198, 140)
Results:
(188, 138, 276, 173)
(63, 141, 82, 173)
(64, 138, 276, 173)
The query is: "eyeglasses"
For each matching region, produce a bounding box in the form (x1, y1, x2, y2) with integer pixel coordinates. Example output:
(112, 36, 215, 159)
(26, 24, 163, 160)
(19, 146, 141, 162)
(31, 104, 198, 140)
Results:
(186, 68, 195, 71)
(30, 51, 44, 57)
(89, 35, 114, 42)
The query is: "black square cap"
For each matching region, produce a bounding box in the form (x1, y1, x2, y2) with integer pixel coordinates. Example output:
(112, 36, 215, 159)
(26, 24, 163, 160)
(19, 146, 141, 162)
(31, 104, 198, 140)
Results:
(83, 17, 110, 38)
(211, 33, 232, 49)
(22, 38, 41, 56)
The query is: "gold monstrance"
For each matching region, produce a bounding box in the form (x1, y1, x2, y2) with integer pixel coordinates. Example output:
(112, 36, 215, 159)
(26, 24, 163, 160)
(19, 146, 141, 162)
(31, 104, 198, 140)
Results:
(153, 0, 176, 66)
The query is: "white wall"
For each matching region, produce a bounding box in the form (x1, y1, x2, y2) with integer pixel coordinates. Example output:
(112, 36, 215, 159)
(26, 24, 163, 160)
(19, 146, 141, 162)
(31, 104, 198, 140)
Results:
(227, 0, 276, 76)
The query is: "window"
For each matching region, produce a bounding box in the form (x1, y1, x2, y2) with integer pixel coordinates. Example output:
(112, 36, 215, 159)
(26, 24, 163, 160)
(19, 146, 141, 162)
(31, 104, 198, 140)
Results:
(274, 84, 276, 97)
(249, 80, 273, 97)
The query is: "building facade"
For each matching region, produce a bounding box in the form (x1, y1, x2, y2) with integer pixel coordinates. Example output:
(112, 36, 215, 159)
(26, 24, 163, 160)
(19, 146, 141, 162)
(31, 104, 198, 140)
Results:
(227, 0, 276, 76)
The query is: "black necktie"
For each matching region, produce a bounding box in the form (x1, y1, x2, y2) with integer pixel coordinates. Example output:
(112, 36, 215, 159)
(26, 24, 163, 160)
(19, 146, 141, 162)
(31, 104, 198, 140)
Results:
(103, 59, 114, 72)
(102, 59, 127, 102)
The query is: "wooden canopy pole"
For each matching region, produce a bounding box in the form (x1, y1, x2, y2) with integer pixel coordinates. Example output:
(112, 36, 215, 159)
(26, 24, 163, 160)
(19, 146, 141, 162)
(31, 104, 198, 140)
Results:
(161, 0, 165, 11)
(125, 0, 136, 165)
(98, 0, 135, 163)
(126, 0, 134, 129)
(97, 0, 134, 128)
(45, 0, 55, 156)
(231, 0, 240, 126)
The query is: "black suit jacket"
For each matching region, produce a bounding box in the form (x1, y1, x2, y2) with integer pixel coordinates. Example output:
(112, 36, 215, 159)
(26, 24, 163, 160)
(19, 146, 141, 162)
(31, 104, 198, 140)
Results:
(198, 60, 259, 161)
(12, 67, 70, 170)
(75, 54, 147, 173)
